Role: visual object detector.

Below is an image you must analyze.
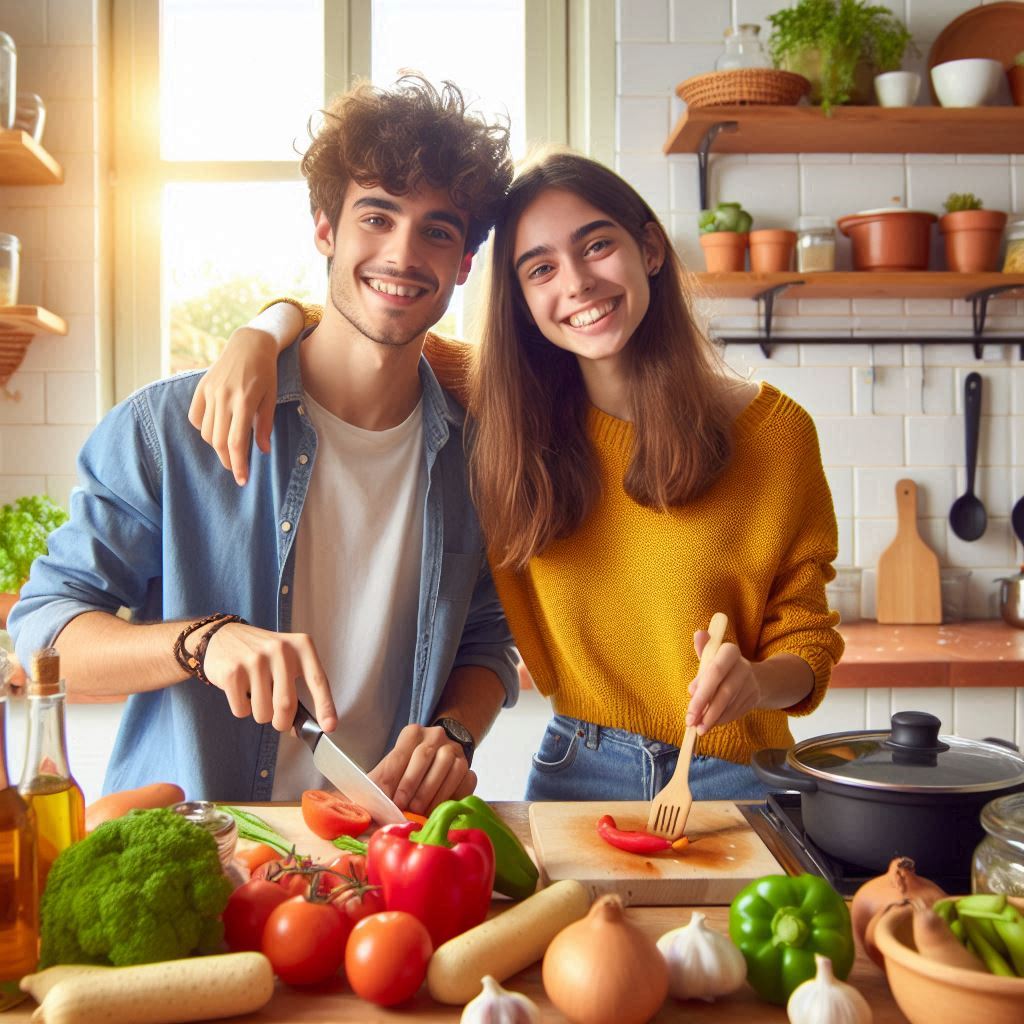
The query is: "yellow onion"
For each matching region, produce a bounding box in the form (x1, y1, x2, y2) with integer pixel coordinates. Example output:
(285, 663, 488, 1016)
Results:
(542, 894, 668, 1024)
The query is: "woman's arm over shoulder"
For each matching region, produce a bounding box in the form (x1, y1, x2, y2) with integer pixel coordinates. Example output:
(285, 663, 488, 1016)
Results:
(423, 333, 474, 406)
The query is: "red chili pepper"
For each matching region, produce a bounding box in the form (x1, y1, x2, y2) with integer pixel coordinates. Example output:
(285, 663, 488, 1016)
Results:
(367, 801, 495, 948)
(596, 814, 672, 854)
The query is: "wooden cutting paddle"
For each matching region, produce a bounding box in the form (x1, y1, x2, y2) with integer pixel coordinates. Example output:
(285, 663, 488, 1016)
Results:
(876, 479, 941, 624)
(647, 612, 728, 841)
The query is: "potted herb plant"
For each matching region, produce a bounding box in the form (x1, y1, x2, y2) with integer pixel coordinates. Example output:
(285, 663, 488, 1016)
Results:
(0, 495, 68, 629)
(698, 202, 752, 272)
(1010, 51, 1024, 107)
(767, 0, 914, 114)
(939, 193, 1008, 274)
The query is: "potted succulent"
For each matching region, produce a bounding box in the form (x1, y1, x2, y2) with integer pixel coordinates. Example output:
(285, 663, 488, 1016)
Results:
(698, 201, 752, 272)
(939, 193, 1008, 274)
(1010, 51, 1024, 107)
(767, 0, 914, 114)
(0, 495, 68, 629)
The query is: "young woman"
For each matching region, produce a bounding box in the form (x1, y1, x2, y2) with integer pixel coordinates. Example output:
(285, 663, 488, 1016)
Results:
(190, 152, 843, 801)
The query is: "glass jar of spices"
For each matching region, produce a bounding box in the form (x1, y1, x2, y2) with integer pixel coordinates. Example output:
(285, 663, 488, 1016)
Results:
(0, 234, 20, 306)
(0, 33, 15, 131)
(796, 216, 836, 272)
(1003, 219, 1024, 274)
(972, 792, 1024, 897)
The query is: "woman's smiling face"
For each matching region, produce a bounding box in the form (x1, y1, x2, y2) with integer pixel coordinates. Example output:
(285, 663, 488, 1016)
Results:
(512, 188, 664, 368)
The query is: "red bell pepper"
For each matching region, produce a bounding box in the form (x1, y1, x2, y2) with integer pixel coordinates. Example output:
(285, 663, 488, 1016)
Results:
(367, 800, 495, 947)
(596, 814, 673, 854)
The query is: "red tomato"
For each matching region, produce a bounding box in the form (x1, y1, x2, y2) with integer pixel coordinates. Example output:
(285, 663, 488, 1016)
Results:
(222, 879, 290, 952)
(262, 895, 351, 986)
(330, 880, 386, 926)
(301, 789, 372, 840)
(345, 911, 432, 1006)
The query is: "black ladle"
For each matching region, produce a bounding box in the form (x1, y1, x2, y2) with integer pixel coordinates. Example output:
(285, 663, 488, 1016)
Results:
(949, 372, 987, 541)
(1012, 494, 1024, 555)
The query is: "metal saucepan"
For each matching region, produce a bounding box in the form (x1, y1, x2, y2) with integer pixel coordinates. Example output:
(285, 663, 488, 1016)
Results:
(752, 711, 1024, 876)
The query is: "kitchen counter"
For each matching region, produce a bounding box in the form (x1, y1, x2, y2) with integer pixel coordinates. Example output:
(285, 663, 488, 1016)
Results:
(831, 620, 1024, 689)
(7, 802, 911, 1023)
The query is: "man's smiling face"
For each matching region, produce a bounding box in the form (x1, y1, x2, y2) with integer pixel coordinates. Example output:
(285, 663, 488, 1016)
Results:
(317, 180, 471, 348)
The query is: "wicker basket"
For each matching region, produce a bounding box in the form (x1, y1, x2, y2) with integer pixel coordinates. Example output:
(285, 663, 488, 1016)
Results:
(675, 68, 810, 108)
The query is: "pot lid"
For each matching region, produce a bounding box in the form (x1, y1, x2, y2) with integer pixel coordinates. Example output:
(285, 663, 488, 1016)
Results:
(788, 711, 1024, 794)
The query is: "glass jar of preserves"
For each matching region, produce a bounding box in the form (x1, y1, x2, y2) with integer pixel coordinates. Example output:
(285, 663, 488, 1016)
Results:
(0, 33, 16, 131)
(972, 791, 1024, 897)
(1003, 218, 1024, 274)
(172, 800, 238, 868)
(715, 24, 771, 71)
(796, 216, 836, 272)
(0, 234, 21, 306)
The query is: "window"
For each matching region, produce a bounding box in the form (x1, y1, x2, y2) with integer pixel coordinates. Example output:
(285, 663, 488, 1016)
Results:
(112, 0, 612, 400)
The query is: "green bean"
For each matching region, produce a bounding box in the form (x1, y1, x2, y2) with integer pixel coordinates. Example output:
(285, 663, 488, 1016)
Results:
(956, 893, 1008, 915)
(933, 898, 958, 923)
(962, 917, 1016, 977)
(992, 919, 1024, 977)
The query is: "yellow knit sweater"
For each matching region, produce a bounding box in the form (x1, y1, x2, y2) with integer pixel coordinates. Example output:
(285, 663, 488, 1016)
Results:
(272, 303, 844, 764)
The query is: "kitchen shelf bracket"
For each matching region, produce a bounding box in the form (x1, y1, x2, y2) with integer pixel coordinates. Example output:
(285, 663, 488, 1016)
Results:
(966, 285, 1024, 360)
(754, 281, 803, 357)
(697, 121, 738, 210)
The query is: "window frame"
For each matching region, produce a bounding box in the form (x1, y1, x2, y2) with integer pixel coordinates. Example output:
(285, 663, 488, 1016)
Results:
(111, 0, 612, 402)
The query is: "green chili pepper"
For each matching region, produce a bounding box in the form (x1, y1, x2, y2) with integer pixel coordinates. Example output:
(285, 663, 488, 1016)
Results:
(963, 917, 1016, 977)
(728, 873, 855, 1005)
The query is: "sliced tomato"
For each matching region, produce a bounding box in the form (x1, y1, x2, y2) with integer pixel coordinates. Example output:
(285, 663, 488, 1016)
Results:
(301, 789, 372, 840)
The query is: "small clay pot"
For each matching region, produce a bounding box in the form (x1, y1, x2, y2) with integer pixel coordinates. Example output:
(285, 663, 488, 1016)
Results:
(1007, 65, 1024, 107)
(749, 229, 796, 272)
(699, 231, 748, 272)
(939, 209, 1008, 273)
(837, 210, 936, 271)
(0, 591, 17, 630)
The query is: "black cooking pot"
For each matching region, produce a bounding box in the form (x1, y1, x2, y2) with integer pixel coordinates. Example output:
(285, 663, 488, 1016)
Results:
(751, 711, 1024, 877)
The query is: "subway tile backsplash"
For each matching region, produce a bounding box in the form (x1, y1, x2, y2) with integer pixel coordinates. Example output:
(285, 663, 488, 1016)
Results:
(623, 1, 1024, 618)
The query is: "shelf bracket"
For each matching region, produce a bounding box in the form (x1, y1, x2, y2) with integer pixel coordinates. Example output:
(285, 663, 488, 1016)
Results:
(754, 282, 803, 357)
(966, 285, 1024, 359)
(697, 121, 738, 210)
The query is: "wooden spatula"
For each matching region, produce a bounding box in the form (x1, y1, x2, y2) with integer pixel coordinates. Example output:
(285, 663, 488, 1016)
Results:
(647, 612, 728, 841)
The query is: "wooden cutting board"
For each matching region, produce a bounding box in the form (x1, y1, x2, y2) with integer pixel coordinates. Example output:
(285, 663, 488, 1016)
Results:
(529, 800, 782, 906)
(875, 478, 942, 624)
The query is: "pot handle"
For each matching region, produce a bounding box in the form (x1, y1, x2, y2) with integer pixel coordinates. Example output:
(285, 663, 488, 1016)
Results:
(750, 748, 818, 793)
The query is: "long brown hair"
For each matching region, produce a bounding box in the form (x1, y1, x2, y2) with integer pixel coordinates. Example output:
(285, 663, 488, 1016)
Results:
(469, 152, 734, 571)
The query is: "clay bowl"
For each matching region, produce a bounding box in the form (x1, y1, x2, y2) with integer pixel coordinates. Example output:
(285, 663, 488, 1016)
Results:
(873, 896, 1024, 1024)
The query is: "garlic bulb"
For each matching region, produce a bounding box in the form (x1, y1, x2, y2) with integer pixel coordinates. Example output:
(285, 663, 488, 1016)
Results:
(460, 975, 540, 1024)
(787, 954, 873, 1024)
(655, 910, 747, 1002)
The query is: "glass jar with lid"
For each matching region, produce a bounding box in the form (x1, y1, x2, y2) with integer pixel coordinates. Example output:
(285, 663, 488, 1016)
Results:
(1003, 218, 1024, 273)
(796, 215, 836, 272)
(0, 33, 15, 131)
(0, 234, 20, 306)
(715, 24, 771, 72)
(972, 792, 1024, 897)
(172, 800, 238, 868)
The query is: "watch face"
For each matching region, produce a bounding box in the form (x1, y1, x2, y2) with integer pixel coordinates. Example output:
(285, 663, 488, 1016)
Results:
(437, 718, 473, 745)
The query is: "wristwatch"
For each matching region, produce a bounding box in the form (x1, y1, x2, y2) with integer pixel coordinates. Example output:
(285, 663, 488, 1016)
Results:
(432, 716, 475, 767)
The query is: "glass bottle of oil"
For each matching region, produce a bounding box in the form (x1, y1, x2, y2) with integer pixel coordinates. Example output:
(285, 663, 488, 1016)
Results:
(18, 648, 84, 894)
(0, 654, 38, 1009)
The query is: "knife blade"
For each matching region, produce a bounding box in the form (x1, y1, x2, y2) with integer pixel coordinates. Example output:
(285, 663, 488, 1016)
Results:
(293, 702, 406, 826)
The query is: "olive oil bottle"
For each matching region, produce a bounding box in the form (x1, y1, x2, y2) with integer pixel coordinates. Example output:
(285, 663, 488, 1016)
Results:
(18, 648, 84, 894)
(0, 654, 38, 1009)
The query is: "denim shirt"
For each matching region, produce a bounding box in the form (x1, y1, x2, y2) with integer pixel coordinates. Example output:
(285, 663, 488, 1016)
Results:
(10, 341, 518, 800)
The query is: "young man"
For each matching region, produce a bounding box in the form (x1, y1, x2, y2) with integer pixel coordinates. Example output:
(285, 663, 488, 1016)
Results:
(9, 76, 518, 812)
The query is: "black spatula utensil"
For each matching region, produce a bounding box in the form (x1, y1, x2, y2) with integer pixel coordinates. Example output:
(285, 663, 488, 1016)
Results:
(949, 372, 987, 542)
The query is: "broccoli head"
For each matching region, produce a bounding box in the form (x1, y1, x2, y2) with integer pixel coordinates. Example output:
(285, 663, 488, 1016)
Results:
(39, 807, 232, 967)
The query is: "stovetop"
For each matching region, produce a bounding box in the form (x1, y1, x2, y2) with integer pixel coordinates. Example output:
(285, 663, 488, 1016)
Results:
(746, 792, 971, 897)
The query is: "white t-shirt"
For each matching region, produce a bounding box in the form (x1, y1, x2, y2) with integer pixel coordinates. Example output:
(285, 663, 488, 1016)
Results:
(271, 391, 426, 799)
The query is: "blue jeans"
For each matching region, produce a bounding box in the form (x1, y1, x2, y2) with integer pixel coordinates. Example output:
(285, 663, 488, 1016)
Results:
(525, 714, 770, 802)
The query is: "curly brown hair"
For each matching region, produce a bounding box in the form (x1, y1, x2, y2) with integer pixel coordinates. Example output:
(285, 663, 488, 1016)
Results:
(302, 74, 513, 254)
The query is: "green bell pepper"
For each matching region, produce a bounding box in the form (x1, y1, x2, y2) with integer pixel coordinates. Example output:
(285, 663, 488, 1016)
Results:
(447, 795, 539, 901)
(728, 873, 855, 1005)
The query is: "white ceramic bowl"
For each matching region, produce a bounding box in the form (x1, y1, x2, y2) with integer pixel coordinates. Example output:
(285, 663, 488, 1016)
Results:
(930, 58, 1004, 107)
(875, 70, 921, 107)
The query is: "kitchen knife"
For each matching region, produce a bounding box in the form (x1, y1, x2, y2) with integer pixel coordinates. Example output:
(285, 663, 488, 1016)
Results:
(292, 702, 406, 826)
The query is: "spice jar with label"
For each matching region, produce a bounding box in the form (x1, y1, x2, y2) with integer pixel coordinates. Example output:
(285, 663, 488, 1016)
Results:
(1003, 218, 1024, 273)
(972, 792, 1024, 897)
(796, 216, 836, 272)
(0, 234, 20, 306)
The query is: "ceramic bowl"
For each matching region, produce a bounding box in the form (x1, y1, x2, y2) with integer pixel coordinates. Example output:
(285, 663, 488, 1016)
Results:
(873, 897, 1024, 1024)
(874, 70, 921, 107)
(930, 58, 1005, 107)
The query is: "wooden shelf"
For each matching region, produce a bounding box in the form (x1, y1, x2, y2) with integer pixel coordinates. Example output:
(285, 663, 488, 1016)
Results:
(0, 130, 63, 184)
(693, 271, 1024, 301)
(0, 305, 68, 334)
(666, 105, 1024, 156)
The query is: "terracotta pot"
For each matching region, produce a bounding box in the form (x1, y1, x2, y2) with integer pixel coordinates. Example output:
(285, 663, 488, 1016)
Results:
(699, 231, 748, 272)
(836, 209, 936, 271)
(1008, 65, 1024, 106)
(0, 591, 16, 631)
(940, 209, 1008, 273)
(749, 229, 796, 272)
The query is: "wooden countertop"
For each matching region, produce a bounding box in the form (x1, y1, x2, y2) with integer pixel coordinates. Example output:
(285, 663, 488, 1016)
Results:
(831, 620, 1024, 689)
(7, 802, 910, 1023)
